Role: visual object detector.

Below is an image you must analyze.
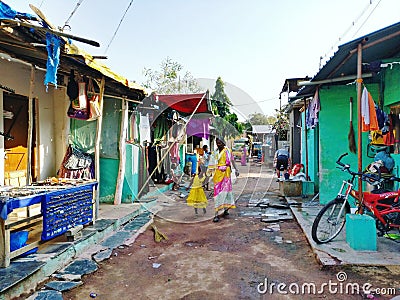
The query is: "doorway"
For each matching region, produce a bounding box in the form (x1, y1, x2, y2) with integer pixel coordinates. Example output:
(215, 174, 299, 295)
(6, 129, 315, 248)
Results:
(3, 92, 37, 186)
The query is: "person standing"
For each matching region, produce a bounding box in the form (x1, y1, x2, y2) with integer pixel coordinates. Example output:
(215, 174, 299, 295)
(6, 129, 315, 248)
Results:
(212, 138, 239, 222)
(241, 145, 247, 166)
(186, 168, 208, 216)
(200, 145, 211, 190)
(274, 147, 291, 180)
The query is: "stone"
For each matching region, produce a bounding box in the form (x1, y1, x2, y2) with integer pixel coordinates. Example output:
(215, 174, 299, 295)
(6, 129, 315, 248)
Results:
(93, 249, 113, 263)
(45, 280, 83, 292)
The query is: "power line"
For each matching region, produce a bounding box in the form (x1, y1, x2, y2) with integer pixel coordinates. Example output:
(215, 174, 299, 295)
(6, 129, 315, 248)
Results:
(62, 0, 85, 31)
(233, 97, 278, 107)
(319, 0, 378, 68)
(105, 0, 135, 53)
(351, 0, 382, 38)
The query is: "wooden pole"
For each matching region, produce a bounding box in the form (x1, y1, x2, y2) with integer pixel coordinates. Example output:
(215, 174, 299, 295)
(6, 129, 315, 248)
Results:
(94, 76, 105, 218)
(26, 66, 35, 185)
(304, 98, 309, 180)
(114, 98, 128, 205)
(356, 43, 363, 209)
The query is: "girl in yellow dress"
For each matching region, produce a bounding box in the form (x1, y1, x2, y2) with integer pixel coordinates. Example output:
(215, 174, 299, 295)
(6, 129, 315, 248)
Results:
(186, 168, 208, 215)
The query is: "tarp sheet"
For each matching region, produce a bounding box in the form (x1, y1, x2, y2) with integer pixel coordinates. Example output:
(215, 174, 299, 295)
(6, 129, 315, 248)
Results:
(156, 93, 211, 115)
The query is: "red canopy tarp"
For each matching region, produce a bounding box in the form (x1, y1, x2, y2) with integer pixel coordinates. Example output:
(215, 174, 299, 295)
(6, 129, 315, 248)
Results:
(155, 92, 211, 115)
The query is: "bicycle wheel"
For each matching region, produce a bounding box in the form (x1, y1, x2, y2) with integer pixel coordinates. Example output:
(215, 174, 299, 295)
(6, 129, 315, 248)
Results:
(311, 198, 350, 244)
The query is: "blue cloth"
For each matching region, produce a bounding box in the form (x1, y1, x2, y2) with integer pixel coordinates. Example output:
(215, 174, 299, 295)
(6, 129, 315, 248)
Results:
(186, 154, 198, 175)
(374, 151, 394, 171)
(44, 33, 61, 89)
(0, 2, 35, 20)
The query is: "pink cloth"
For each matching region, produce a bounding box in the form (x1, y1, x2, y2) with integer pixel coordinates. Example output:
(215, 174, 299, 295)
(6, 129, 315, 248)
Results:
(186, 118, 210, 139)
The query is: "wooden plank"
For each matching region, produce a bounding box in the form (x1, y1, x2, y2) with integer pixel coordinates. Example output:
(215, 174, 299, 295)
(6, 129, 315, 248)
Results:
(10, 240, 40, 259)
(5, 214, 42, 230)
(0, 218, 10, 268)
(94, 77, 105, 218)
(114, 99, 128, 205)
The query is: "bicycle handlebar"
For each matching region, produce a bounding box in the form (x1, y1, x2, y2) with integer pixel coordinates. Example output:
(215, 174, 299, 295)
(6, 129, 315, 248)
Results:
(336, 153, 400, 184)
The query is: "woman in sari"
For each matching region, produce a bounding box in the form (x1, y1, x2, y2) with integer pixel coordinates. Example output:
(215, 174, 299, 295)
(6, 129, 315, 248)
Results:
(212, 138, 239, 222)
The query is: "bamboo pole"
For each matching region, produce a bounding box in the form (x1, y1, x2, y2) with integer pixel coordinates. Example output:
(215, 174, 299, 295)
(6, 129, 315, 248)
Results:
(135, 92, 208, 200)
(356, 43, 363, 210)
(114, 98, 128, 205)
(26, 66, 35, 185)
(94, 76, 105, 219)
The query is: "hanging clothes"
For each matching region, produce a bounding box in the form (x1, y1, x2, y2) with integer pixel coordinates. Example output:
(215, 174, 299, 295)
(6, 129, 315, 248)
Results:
(361, 87, 379, 132)
(306, 89, 320, 129)
(383, 114, 395, 146)
(186, 118, 210, 139)
(139, 113, 151, 146)
(44, 33, 61, 89)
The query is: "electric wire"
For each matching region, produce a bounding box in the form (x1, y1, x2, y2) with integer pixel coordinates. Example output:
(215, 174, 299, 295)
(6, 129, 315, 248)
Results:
(351, 0, 382, 38)
(38, 0, 45, 8)
(233, 97, 278, 107)
(105, 0, 135, 53)
(319, 0, 378, 67)
(62, 0, 85, 31)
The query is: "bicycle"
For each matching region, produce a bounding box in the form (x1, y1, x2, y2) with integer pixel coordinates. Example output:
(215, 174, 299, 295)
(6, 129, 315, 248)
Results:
(311, 153, 400, 244)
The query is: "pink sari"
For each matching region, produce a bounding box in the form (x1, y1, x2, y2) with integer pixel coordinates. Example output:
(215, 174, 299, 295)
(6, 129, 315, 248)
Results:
(213, 147, 236, 212)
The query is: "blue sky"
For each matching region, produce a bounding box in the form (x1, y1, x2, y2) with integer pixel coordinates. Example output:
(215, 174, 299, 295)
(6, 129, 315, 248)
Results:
(8, 0, 400, 117)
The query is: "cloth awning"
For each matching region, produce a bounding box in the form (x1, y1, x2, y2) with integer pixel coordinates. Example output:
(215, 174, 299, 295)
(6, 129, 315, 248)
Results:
(156, 92, 212, 115)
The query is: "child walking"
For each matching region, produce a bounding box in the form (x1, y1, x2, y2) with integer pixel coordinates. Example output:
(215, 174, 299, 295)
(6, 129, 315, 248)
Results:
(186, 168, 208, 215)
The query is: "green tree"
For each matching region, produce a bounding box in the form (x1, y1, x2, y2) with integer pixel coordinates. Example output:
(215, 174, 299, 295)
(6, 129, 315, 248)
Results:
(272, 108, 289, 140)
(248, 112, 270, 125)
(211, 77, 242, 139)
(142, 57, 202, 94)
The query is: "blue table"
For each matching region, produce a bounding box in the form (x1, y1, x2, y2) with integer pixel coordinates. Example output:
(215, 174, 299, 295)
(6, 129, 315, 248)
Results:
(0, 182, 97, 267)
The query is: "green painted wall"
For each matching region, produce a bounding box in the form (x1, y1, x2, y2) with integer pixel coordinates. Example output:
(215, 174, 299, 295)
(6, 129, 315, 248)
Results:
(381, 60, 400, 107)
(318, 84, 379, 203)
(99, 144, 140, 204)
(301, 115, 319, 189)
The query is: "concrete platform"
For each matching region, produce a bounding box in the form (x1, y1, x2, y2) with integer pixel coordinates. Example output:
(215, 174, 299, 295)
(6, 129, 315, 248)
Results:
(0, 195, 161, 300)
(288, 196, 400, 266)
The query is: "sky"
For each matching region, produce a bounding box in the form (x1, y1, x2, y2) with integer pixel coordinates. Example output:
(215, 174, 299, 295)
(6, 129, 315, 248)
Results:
(7, 0, 400, 118)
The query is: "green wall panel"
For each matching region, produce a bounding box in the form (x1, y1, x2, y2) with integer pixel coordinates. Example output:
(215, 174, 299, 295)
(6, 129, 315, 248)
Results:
(382, 60, 400, 107)
(99, 157, 119, 203)
(318, 85, 378, 203)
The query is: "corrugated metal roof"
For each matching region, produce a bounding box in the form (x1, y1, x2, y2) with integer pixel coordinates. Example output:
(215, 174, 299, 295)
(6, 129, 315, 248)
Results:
(0, 9, 146, 100)
(296, 21, 400, 98)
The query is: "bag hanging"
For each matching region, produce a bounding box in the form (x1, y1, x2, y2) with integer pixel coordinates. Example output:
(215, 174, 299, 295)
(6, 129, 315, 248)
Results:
(230, 167, 237, 184)
(86, 78, 101, 121)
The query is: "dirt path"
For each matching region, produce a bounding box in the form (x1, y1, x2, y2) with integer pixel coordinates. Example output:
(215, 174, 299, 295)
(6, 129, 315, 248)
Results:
(62, 162, 399, 300)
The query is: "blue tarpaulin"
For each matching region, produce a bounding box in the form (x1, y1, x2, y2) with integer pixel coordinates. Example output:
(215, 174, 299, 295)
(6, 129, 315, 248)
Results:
(0, 2, 35, 20)
(44, 32, 61, 89)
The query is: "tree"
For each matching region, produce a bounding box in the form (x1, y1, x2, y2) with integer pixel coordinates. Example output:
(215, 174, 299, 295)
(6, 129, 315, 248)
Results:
(211, 77, 242, 139)
(248, 112, 271, 125)
(272, 108, 289, 140)
(142, 57, 202, 94)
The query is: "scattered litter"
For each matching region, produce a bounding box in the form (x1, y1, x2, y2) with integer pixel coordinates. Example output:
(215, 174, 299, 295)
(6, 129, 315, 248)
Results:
(285, 240, 293, 244)
(140, 244, 146, 248)
(128, 253, 132, 256)
(262, 228, 273, 232)
(118, 246, 124, 249)
(113, 253, 118, 257)
(268, 203, 290, 209)
(152, 263, 161, 269)
(274, 236, 283, 244)
(332, 248, 346, 253)
(266, 224, 280, 232)
(179, 193, 186, 198)
(152, 225, 168, 242)
(90, 292, 97, 298)
(148, 255, 158, 260)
